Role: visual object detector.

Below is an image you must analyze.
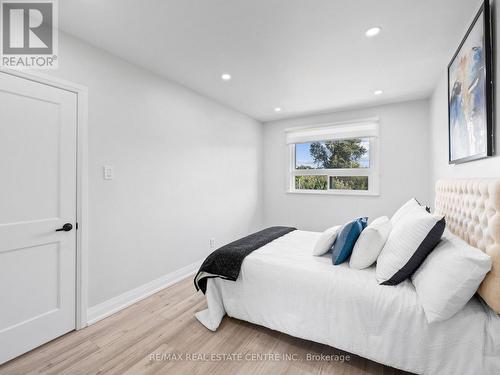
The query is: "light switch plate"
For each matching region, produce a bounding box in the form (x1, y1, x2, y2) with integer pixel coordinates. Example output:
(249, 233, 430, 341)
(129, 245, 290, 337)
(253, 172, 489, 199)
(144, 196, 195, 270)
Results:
(103, 165, 113, 180)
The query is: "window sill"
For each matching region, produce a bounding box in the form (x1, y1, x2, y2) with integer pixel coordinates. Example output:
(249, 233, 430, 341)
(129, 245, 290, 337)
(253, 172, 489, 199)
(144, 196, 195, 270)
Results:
(286, 189, 380, 197)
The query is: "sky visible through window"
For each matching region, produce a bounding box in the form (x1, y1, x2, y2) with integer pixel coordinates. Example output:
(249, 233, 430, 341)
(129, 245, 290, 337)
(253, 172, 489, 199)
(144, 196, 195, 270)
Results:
(295, 139, 369, 169)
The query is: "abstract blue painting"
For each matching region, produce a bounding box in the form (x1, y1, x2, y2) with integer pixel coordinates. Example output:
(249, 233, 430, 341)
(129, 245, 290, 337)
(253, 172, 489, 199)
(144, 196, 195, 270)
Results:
(448, 1, 493, 164)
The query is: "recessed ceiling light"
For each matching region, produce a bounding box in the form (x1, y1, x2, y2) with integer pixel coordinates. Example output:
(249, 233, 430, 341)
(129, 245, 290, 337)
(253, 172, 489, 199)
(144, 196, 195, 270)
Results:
(374, 90, 384, 95)
(274, 107, 282, 112)
(221, 73, 231, 81)
(365, 27, 382, 37)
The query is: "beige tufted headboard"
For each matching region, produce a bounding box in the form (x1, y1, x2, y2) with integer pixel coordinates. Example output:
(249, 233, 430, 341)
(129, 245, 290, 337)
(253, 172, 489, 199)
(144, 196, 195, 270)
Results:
(435, 179, 500, 313)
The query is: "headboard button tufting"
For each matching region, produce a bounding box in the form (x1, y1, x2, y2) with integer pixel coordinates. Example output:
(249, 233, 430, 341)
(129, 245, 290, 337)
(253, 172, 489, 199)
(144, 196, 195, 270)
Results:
(436, 179, 500, 313)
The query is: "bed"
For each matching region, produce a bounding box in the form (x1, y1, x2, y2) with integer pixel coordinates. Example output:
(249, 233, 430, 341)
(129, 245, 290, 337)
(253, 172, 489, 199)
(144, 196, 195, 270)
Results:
(195, 179, 500, 374)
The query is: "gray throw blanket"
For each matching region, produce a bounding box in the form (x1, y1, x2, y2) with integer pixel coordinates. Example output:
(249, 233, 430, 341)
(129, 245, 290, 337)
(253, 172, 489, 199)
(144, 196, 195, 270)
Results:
(194, 226, 296, 293)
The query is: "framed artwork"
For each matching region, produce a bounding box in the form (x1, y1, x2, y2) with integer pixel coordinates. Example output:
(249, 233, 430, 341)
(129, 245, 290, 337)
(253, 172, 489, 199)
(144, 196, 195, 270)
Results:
(448, 0, 494, 164)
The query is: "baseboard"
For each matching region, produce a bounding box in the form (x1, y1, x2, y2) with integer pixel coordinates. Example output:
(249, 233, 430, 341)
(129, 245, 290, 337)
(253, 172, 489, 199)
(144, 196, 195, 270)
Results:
(86, 260, 202, 326)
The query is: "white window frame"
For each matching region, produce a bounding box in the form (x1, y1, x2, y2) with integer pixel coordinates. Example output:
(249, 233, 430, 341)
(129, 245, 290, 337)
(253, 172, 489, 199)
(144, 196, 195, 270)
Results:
(286, 119, 380, 196)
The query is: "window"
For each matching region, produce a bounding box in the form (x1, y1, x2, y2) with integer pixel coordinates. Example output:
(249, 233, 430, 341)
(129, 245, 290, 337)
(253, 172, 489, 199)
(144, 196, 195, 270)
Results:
(286, 120, 379, 195)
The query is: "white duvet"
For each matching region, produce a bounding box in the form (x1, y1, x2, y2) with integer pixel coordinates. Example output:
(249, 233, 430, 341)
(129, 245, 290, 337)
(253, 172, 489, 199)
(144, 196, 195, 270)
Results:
(196, 230, 500, 375)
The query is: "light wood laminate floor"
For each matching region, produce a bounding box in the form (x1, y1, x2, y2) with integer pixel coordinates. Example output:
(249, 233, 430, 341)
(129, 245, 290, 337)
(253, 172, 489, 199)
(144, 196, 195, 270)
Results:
(0, 277, 412, 375)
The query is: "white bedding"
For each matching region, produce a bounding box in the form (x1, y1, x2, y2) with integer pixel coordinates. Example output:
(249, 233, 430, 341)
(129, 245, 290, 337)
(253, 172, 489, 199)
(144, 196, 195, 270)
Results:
(196, 230, 500, 374)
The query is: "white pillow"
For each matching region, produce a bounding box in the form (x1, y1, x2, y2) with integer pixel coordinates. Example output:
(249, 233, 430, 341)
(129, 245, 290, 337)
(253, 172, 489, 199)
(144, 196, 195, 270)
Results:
(391, 198, 426, 225)
(312, 225, 341, 256)
(376, 209, 445, 285)
(412, 230, 491, 323)
(349, 216, 392, 269)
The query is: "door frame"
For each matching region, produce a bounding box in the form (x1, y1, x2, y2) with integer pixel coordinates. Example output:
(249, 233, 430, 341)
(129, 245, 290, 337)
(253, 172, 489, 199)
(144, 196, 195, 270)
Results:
(0, 68, 89, 330)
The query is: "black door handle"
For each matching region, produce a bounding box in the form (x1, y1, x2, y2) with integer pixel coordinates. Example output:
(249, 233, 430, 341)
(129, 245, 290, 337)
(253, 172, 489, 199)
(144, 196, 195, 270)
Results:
(56, 223, 73, 232)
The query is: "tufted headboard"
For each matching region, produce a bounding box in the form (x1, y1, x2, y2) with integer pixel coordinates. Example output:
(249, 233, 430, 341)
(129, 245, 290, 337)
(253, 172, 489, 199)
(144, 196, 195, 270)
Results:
(435, 179, 500, 313)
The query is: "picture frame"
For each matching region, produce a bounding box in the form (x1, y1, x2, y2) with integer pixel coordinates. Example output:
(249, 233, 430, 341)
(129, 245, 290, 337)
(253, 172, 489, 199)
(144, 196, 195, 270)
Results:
(448, 0, 494, 164)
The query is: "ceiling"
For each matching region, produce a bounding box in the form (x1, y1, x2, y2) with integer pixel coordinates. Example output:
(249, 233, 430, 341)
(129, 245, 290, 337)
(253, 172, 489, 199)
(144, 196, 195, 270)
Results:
(59, 0, 479, 121)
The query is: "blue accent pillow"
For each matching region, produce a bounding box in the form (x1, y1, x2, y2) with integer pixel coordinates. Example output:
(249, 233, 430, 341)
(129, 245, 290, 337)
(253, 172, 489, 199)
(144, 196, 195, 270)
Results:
(331, 217, 368, 265)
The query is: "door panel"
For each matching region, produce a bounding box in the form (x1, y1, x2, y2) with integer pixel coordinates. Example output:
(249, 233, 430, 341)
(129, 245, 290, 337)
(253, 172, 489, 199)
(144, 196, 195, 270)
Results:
(0, 242, 60, 330)
(0, 72, 77, 364)
(0, 90, 60, 224)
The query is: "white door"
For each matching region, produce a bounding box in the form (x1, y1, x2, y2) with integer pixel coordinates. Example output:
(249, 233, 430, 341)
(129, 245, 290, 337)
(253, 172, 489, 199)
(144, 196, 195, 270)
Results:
(0, 72, 77, 364)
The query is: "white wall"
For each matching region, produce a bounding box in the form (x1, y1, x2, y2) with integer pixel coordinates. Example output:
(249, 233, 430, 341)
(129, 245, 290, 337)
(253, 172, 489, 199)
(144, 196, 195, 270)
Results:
(42, 33, 263, 308)
(429, 0, 500, 204)
(263, 100, 430, 231)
